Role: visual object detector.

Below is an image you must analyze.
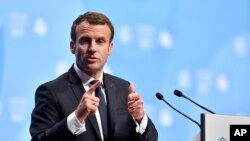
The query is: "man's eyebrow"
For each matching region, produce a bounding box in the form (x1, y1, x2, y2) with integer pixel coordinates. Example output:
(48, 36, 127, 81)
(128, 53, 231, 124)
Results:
(97, 36, 106, 40)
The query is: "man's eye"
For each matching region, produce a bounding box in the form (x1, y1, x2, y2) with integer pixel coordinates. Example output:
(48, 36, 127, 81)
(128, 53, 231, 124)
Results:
(96, 39, 105, 44)
(79, 38, 89, 44)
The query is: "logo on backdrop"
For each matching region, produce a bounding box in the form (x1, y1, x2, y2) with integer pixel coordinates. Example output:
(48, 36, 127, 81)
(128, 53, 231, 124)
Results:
(218, 137, 227, 141)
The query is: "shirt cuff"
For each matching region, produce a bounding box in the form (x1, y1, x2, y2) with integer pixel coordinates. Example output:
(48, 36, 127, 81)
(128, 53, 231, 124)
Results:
(67, 111, 86, 135)
(134, 113, 148, 134)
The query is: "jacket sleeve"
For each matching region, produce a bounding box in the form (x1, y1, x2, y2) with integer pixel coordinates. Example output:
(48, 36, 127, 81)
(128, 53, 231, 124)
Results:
(133, 117, 158, 141)
(144, 117, 158, 141)
(29, 84, 74, 141)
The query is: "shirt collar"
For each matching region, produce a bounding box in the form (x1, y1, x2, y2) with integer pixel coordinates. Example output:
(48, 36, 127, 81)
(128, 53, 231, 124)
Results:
(73, 63, 103, 86)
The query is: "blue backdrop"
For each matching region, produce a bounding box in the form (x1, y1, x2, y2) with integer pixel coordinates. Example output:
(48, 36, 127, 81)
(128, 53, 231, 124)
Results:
(0, 0, 250, 141)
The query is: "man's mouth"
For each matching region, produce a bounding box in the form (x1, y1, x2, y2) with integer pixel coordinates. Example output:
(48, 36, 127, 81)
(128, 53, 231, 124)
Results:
(86, 56, 98, 63)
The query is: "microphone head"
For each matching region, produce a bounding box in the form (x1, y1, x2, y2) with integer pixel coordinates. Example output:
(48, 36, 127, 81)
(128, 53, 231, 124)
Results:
(173, 89, 183, 97)
(156, 92, 164, 100)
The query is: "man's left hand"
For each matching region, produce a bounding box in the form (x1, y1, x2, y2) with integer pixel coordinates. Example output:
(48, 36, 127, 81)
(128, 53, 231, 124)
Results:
(128, 83, 145, 123)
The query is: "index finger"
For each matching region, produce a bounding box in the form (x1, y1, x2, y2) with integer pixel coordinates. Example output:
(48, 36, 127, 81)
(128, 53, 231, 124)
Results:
(86, 81, 101, 95)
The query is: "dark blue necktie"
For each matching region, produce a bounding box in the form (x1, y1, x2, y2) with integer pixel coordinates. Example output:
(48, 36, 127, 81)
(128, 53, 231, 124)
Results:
(90, 80, 108, 139)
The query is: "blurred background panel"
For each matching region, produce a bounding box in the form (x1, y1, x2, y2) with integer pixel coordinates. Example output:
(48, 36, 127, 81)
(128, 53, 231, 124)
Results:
(0, 0, 249, 141)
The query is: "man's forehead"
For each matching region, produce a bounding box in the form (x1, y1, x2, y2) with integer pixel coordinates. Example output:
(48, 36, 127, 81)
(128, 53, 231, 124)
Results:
(78, 21, 108, 29)
(76, 21, 110, 33)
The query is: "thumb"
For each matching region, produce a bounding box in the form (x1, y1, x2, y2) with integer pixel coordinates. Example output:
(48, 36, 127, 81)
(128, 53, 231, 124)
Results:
(87, 81, 101, 95)
(128, 83, 135, 94)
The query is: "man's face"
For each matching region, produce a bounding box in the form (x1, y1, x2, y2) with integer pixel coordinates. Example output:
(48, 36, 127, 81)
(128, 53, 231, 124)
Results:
(70, 21, 113, 77)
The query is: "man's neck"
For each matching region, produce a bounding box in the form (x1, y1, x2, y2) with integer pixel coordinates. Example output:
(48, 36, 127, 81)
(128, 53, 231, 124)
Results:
(74, 63, 104, 84)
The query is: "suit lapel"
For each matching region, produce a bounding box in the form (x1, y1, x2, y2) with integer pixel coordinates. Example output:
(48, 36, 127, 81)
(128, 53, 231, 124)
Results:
(68, 65, 85, 101)
(87, 114, 102, 140)
(103, 74, 117, 137)
(68, 65, 102, 141)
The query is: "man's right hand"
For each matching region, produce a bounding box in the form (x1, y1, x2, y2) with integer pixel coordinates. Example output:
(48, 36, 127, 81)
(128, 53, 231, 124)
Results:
(75, 81, 101, 122)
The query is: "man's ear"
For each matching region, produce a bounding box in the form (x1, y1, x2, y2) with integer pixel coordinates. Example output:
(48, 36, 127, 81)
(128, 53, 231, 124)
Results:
(108, 42, 113, 56)
(70, 41, 75, 54)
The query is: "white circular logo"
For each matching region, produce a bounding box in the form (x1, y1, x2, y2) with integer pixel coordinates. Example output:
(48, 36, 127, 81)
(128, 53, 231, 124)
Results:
(218, 137, 227, 141)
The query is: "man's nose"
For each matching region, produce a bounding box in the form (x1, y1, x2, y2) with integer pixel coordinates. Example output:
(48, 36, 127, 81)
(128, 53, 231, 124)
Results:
(88, 41, 97, 52)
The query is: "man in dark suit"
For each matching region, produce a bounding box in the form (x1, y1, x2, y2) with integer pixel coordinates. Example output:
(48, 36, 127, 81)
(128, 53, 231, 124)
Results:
(30, 11, 158, 141)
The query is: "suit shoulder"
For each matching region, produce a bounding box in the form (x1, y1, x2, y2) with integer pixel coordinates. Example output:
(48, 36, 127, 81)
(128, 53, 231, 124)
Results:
(37, 72, 70, 91)
(104, 73, 130, 84)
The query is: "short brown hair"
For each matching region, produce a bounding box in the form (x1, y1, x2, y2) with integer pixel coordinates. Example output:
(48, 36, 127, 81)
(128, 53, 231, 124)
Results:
(70, 11, 114, 42)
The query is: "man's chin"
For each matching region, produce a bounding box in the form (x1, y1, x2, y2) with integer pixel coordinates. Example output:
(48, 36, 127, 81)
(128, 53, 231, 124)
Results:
(85, 65, 103, 73)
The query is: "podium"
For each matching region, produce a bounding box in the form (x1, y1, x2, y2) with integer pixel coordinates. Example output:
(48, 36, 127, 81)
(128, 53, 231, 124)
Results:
(200, 113, 250, 141)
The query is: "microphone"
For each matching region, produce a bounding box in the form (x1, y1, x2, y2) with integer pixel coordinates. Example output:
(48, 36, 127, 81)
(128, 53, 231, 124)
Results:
(155, 92, 201, 128)
(173, 89, 215, 114)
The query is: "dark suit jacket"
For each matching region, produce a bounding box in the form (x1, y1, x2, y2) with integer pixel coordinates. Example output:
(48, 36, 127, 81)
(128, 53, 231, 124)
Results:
(30, 66, 158, 141)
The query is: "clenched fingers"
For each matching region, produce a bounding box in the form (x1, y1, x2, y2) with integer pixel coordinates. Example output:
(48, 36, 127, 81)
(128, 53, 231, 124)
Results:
(128, 92, 145, 123)
(75, 81, 101, 122)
